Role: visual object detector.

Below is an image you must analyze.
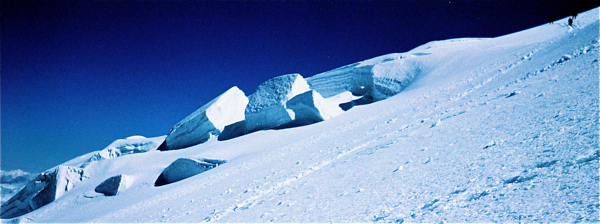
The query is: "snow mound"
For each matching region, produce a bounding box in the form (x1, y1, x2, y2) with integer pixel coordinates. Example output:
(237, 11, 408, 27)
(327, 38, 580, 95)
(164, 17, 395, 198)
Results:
(164, 86, 248, 150)
(245, 74, 311, 133)
(94, 174, 133, 196)
(1, 166, 84, 219)
(81, 135, 159, 167)
(154, 158, 226, 186)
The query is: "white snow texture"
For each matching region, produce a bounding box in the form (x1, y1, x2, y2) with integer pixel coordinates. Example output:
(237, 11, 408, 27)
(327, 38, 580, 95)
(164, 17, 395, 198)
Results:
(244, 73, 312, 132)
(81, 135, 160, 167)
(165, 86, 248, 150)
(2, 8, 598, 223)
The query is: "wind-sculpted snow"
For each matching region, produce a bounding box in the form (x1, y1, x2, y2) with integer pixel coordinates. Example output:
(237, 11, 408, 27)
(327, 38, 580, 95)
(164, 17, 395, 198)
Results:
(0, 166, 85, 219)
(154, 158, 226, 186)
(164, 86, 248, 150)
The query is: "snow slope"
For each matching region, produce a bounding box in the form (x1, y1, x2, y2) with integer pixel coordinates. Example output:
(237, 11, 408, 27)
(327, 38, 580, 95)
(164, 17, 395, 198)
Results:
(2, 8, 598, 223)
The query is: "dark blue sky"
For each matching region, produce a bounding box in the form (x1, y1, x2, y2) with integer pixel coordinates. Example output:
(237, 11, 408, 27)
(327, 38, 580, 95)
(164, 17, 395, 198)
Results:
(2, 1, 596, 173)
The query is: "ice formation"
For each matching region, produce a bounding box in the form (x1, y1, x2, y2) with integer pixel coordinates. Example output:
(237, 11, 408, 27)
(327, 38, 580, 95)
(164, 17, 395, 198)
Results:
(81, 135, 159, 167)
(164, 86, 248, 150)
(307, 53, 419, 102)
(155, 158, 226, 186)
(94, 174, 133, 196)
(371, 57, 422, 101)
(244, 73, 311, 133)
(0, 166, 85, 219)
(281, 90, 344, 127)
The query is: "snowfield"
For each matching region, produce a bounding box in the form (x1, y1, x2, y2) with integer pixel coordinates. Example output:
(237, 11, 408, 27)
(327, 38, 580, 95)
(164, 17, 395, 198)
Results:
(2, 8, 599, 222)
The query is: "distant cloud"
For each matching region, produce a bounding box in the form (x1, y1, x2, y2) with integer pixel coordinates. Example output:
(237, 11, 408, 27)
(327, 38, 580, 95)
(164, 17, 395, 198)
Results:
(1, 169, 37, 205)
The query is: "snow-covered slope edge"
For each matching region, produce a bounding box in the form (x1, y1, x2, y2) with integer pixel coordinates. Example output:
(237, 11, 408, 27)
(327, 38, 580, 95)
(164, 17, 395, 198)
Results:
(3, 8, 599, 222)
(0, 136, 165, 219)
(163, 57, 414, 149)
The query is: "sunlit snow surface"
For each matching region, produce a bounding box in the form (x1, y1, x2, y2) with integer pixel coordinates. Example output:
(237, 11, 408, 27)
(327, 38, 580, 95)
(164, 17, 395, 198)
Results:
(3, 8, 599, 222)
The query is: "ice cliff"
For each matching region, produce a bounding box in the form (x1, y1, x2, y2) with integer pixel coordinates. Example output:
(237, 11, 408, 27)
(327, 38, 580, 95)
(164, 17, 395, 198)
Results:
(163, 86, 248, 150)
(163, 56, 420, 149)
(1, 166, 85, 219)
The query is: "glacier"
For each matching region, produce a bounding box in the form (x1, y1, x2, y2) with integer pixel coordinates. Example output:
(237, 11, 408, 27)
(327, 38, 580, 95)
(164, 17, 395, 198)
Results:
(1, 8, 598, 223)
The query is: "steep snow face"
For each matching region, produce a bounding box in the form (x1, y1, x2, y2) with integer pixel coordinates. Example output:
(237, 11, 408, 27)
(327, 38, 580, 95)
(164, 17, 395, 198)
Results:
(307, 53, 419, 102)
(218, 120, 248, 141)
(284, 90, 344, 127)
(245, 74, 310, 113)
(371, 58, 422, 101)
(0, 170, 37, 205)
(165, 86, 248, 150)
(245, 74, 311, 132)
(307, 63, 374, 98)
(205, 87, 248, 131)
(4, 8, 599, 223)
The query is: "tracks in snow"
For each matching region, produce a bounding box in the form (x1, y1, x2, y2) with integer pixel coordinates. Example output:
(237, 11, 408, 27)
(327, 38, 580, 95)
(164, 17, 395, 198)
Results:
(204, 140, 377, 222)
(203, 34, 584, 223)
